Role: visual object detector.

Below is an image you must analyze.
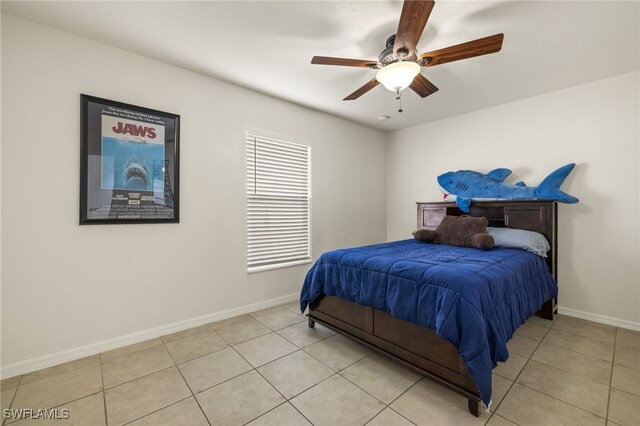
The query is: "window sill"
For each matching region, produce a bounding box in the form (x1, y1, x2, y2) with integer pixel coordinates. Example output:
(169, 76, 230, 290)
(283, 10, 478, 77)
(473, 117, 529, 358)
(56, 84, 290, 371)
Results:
(248, 259, 312, 274)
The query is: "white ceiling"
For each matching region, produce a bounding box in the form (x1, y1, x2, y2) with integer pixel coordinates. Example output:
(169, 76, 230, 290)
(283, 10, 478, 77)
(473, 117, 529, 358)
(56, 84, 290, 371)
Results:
(2, 1, 639, 131)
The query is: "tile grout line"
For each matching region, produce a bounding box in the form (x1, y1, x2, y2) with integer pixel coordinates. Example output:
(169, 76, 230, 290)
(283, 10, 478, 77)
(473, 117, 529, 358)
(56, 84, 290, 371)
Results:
(554, 316, 618, 333)
(359, 404, 386, 426)
(7, 391, 105, 426)
(532, 313, 611, 373)
(10, 357, 102, 388)
(608, 387, 640, 399)
(102, 364, 179, 392)
(334, 359, 414, 426)
(386, 407, 419, 426)
(335, 354, 399, 405)
(243, 341, 378, 425)
(247, 306, 288, 319)
(99, 353, 108, 426)
(270, 348, 388, 409)
(380, 378, 422, 425)
(239, 400, 310, 426)
(521, 357, 611, 387)
(546, 330, 617, 359)
(208, 314, 254, 332)
(605, 327, 618, 422)
(101, 340, 164, 363)
(161, 326, 216, 345)
(222, 331, 273, 347)
(514, 381, 607, 421)
(12, 337, 170, 389)
(227, 346, 316, 426)
(528, 324, 618, 421)
(245, 384, 313, 426)
(551, 329, 617, 346)
(120, 396, 193, 426)
(101, 341, 181, 388)
(179, 328, 314, 398)
(165, 329, 230, 364)
(249, 307, 307, 332)
(492, 317, 551, 422)
(292, 336, 434, 423)
(232, 339, 298, 369)
(532, 339, 614, 364)
(211, 318, 273, 347)
(301, 335, 372, 373)
(281, 372, 341, 425)
(489, 379, 515, 416)
(614, 340, 640, 351)
(508, 319, 617, 420)
(275, 324, 336, 349)
(242, 307, 330, 426)
(100, 337, 201, 425)
(5, 379, 104, 425)
(160, 334, 212, 426)
(108, 337, 201, 425)
(511, 324, 611, 421)
(230, 346, 286, 401)
(223, 323, 374, 425)
(335, 352, 424, 412)
(490, 413, 517, 425)
(3, 375, 23, 426)
(286, 401, 316, 425)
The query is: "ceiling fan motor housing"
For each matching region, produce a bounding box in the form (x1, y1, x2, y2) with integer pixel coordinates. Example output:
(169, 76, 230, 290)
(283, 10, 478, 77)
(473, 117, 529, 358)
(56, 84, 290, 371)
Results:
(378, 34, 396, 64)
(379, 34, 415, 65)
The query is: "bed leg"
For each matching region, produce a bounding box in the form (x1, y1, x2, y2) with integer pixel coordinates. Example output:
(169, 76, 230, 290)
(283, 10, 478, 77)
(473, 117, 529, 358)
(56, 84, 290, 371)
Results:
(308, 317, 315, 328)
(468, 398, 479, 417)
(539, 299, 555, 321)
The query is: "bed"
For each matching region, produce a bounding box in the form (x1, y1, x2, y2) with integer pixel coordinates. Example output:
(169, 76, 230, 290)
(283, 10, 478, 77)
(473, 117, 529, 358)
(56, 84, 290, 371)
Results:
(300, 200, 558, 416)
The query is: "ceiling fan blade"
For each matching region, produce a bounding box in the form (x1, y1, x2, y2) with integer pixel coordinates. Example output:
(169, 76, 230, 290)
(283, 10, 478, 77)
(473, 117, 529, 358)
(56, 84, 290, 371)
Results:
(420, 33, 504, 67)
(393, 0, 435, 58)
(410, 74, 439, 98)
(343, 78, 380, 101)
(311, 56, 378, 68)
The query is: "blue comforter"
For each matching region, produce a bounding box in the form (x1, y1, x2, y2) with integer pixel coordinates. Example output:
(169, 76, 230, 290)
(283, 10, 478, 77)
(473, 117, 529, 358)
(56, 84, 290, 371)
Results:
(300, 239, 557, 407)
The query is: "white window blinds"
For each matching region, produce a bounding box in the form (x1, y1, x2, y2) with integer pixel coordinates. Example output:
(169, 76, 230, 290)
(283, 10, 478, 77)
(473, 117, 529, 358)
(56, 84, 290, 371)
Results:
(246, 132, 311, 272)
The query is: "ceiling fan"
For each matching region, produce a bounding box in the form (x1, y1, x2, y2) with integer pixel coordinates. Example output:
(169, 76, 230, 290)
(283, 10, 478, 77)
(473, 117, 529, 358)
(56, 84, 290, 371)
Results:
(311, 0, 504, 101)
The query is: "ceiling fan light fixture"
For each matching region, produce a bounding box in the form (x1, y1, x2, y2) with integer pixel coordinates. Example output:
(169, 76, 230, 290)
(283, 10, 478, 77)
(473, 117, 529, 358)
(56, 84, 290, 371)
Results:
(375, 61, 421, 92)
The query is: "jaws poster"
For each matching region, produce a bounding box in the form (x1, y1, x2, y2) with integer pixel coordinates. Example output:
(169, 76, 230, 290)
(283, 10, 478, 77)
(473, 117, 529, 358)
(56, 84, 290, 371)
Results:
(100, 115, 165, 191)
(80, 95, 180, 224)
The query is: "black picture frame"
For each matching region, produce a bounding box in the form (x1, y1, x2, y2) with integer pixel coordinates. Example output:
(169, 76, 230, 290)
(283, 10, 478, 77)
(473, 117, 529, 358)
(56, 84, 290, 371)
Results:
(80, 95, 180, 224)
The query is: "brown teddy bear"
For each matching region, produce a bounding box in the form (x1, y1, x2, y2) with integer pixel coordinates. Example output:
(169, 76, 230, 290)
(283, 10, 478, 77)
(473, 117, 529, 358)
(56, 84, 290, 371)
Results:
(414, 215, 494, 250)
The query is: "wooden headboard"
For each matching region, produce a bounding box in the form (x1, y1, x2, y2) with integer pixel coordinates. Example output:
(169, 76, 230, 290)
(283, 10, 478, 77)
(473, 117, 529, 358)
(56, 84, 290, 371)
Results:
(416, 200, 558, 280)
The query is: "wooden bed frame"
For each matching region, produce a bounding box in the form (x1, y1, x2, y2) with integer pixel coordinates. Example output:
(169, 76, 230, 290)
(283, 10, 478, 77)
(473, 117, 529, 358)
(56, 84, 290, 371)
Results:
(307, 200, 558, 416)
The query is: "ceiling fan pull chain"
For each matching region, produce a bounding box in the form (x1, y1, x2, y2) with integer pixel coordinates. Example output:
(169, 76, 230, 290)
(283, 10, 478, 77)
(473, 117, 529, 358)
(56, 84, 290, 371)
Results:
(396, 89, 403, 113)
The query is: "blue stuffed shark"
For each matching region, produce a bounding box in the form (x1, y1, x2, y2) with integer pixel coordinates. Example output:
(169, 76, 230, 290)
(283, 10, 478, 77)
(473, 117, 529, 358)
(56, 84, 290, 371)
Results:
(437, 163, 579, 212)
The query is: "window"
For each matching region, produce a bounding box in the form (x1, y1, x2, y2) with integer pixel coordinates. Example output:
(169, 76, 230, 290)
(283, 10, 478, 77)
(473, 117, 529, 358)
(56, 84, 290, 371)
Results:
(246, 131, 311, 272)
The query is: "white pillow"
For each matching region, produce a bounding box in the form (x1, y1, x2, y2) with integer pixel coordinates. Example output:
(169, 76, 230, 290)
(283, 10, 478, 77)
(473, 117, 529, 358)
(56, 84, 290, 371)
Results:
(487, 227, 550, 257)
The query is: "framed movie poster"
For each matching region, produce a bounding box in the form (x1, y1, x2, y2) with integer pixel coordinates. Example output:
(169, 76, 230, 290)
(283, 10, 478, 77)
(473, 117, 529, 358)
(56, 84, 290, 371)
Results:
(80, 95, 179, 224)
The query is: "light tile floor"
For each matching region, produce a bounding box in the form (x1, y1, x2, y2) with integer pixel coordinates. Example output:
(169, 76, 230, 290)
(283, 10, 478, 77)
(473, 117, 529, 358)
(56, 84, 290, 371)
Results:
(1, 303, 639, 426)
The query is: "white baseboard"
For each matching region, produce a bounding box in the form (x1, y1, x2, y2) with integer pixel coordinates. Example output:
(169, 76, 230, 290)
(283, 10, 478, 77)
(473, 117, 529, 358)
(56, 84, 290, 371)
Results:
(0, 292, 299, 380)
(4, 297, 635, 380)
(558, 306, 640, 331)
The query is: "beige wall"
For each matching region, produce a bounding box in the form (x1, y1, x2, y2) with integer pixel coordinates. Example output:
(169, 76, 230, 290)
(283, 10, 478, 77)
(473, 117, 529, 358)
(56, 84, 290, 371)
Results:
(0, 15, 387, 371)
(387, 71, 640, 328)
